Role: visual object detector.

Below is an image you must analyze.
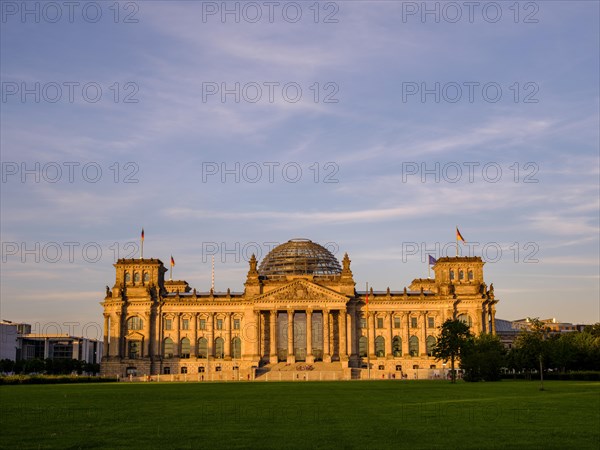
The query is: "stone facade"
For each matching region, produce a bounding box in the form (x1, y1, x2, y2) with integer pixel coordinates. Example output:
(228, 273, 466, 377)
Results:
(100, 240, 498, 379)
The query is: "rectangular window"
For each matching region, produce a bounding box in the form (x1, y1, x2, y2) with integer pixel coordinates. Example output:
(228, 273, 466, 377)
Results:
(182, 319, 189, 330)
(164, 319, 172, 330)
(428, 317, 435, 328)
(394, 317, 401, 329)
(233, 319, 240, 330)
(360, 318, 367, 328)
(411, 317, 418, 328)
(216, 319, 223, 330)
(199, 319, 206, 330)
(377, 318, 384, 329)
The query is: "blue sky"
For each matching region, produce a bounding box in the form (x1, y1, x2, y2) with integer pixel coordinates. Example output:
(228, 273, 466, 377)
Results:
(1, 1, 598, 334)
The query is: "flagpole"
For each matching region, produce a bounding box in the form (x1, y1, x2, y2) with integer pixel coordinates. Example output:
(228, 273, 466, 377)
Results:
(456, 226, 459, 257)
(211, 255, 215, 292)
(366, 282, 370, 381)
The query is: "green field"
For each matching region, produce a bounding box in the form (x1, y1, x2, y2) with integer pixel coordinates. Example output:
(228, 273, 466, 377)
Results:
(1, 380, 598, 449)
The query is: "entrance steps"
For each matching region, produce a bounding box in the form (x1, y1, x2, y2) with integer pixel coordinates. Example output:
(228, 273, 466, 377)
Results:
(255, 361, 348, 381)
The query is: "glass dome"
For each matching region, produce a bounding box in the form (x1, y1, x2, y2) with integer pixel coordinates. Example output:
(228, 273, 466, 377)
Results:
(258, 239, 342, 278)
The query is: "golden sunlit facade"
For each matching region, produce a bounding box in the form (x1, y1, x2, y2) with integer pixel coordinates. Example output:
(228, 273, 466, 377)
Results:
(100, 239, 497, 380)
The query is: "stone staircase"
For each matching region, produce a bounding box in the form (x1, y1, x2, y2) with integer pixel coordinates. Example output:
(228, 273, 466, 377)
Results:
(255, 361, 348, 381)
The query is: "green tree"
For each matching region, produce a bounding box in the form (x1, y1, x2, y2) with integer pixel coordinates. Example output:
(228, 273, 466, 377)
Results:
(461, 333, 506, 382)
(0, 359, 15, 373)
(23, 358, 45, 374)
(432, 319, 472, 383)
(512, 318, 549, 390)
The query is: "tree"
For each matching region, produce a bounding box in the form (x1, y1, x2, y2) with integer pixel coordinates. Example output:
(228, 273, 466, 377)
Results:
(432, 319, 473, 383)
(461, 333, 506, 382)
(512, 318, 549, 390)
(0, 359, 15, 373)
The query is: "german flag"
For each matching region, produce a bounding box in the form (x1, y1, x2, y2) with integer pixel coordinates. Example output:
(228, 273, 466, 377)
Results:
(141, 228, 145, 241)
(170, 255, 175, 267)
(456, 227, 466, 243)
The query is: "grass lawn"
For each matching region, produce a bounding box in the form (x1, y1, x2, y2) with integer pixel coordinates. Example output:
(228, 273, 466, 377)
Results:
(1, 380, 598, 449)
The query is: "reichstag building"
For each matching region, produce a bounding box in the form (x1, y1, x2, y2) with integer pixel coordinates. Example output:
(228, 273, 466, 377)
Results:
(101, 238, 498, 379)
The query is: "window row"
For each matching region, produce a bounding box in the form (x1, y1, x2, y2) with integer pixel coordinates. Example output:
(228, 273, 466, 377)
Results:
(357, 335, 437, 358)
(360, 316, 436, 329)
(449, 269, 474, 281)
(124, 271, 150, 283)
(163, 365, 239, 375)
(163, 317, 241, 331)
(162, 337, 241, 359)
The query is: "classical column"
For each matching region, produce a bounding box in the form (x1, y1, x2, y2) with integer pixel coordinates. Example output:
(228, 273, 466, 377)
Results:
(480, 305, 487, 334)
(421, 311, 428, 356)
(269, 310, 277, 362)
(207, 313, 214, 358)
(116, 312, 124, 358)
(306, 309, 313, 363)
(144, 311, 152, 357)
(323, 310, 330, 362)
(348, 311, 356, 357)
(491, 307, 497, 334)
(339, 310, 347, 359)
(174, 313, 181, 357)
(287, 310, 295, 363)
(103, 314, 110, 358)
(192, 313, 198, 357)
(155, 308, 163, 359)
(254, 310, 261, 358)
(403, 313, 410, 356)
(385, 312, 393, 358)
(369, 313, 376, 357)
(225, 312, 232, 358)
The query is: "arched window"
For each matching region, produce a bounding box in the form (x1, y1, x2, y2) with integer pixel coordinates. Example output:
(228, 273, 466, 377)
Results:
(180, 338, 190, 359)
(459, 270, 464, 280)
(449, 270, 455, 280)
(392, 336, 402, 357)
(457, 314, 472, 327)
(375, 336, 385, 357)
(232, 337, 241, 359)
(163, 338, 174, 358)
(198, 338, 208, 358)
(468, 270, 474, 280)
(133, 272, 140, 283)
(358, 336, 368, 357)
(409, 336, 419, 356)
(426, 336, 437, 356)
(124, 272, 131, 283)
(214, 337, 224, 359)
(127, 316, 143, 331)
(143, 272, 150, 283)
(128, 339, 141, 359)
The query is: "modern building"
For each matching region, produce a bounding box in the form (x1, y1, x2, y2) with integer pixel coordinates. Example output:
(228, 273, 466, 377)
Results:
(0, 321, 19, 361)
(100, 238, 498, 379)
(1, 320, 102, 364)
(18, 334, 103, 364)
(495, 317, 581, 349)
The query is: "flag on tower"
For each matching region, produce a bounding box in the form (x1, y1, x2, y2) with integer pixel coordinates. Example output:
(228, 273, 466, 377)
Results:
(170, 255, 175, 267)
(141, 228, 145, 241)
(456, 227, 466, 242)
(428, 255, 437, 265)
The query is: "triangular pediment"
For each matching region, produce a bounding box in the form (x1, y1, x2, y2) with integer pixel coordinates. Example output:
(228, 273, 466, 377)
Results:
(255, 279, 349, 303)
